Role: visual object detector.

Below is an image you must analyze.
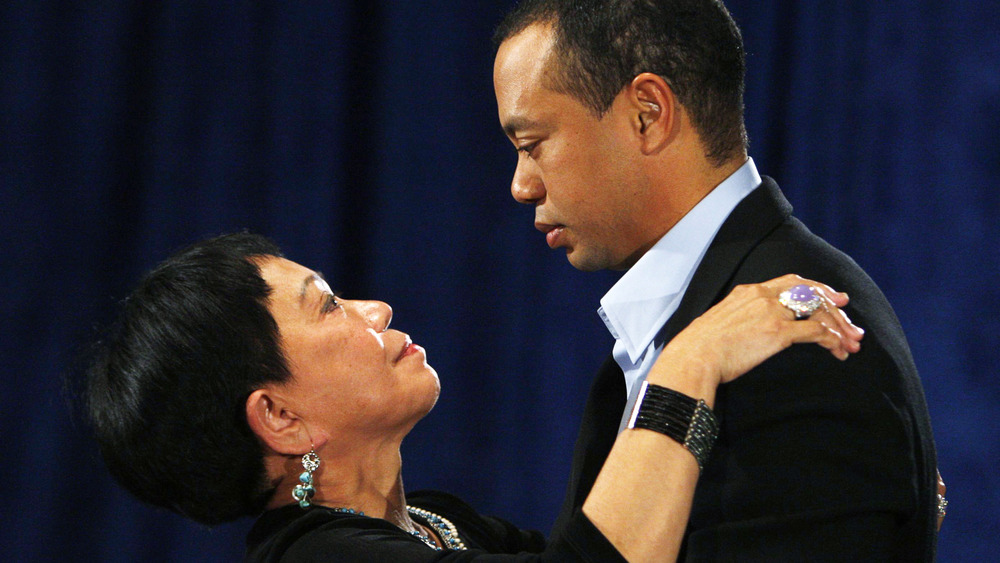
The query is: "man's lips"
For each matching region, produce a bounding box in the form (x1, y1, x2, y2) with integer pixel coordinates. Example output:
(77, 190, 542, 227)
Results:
(535, 222, 565, 248)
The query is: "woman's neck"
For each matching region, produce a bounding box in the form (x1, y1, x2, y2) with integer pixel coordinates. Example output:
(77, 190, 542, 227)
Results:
(269, 442, 421, 534)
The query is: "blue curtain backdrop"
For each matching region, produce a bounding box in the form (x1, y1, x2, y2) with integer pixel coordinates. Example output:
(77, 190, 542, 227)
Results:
(2, 1, 997, 560)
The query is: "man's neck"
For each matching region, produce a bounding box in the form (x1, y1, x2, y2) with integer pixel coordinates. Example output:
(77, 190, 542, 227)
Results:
(618, 154, 747, 271)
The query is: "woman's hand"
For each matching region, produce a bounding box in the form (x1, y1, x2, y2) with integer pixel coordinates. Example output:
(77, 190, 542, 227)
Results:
(937, 469, 947, 531)
(648, 274, 864, 396)
(587, 275, 864, 562)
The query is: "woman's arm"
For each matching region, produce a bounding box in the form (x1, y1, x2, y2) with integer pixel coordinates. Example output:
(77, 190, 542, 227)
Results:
(582, 275, 863, 562)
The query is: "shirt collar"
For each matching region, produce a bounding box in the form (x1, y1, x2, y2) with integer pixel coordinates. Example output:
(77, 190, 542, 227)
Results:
(598, 158, 761, 363)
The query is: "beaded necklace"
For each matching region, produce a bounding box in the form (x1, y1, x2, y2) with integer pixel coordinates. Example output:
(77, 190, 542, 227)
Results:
(316, 505, 467, 551)
(406, 505, 468, 551)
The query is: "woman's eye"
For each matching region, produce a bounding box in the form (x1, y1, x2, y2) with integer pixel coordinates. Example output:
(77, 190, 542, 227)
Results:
(321, 293, 341, 313)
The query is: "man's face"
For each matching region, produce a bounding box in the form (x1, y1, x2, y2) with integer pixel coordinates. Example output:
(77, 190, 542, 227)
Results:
(494, 24, 654, 272)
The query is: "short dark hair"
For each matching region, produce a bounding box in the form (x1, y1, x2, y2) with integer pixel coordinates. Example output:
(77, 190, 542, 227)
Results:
(85, 232, 290, 525)
(494, 0, 748, 166)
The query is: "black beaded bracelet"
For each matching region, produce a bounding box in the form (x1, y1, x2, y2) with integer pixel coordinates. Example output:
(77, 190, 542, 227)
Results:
(626, 381, 720, 472)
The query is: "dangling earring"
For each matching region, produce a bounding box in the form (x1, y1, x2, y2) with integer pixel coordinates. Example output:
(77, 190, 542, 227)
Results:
(292, 448, 321, 508)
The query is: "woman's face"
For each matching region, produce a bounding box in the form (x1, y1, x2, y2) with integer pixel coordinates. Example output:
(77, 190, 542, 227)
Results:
(258, 256, 440, 442)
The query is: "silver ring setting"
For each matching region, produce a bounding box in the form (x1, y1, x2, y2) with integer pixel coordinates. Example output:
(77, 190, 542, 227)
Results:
(778, 284, 824, 319)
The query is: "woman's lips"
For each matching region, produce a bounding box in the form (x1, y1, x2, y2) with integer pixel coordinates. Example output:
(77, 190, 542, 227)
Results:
(395, 336, 421, 363)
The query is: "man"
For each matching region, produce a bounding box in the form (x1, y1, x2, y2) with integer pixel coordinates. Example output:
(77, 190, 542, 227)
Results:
(492, 0, 940, 560)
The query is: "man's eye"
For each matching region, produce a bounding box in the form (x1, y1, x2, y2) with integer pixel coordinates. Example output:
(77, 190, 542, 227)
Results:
(518, 142, 539, 157)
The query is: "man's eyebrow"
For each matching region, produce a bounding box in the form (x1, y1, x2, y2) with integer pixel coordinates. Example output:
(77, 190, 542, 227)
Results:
(299, 271, 326, 303)
(503, 116, 540, 138)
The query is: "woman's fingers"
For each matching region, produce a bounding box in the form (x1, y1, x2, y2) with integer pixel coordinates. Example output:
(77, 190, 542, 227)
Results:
(767, 275, 864, 353)
(756, 275, 863, 362)
(797, 316, 849, 360)
(763, 274, 850, 310)
(936, 470, 947, 531)
(810, 284, 863, 339)
(661, 275, 865, 387)
(810, 279, 850, 308)
(817, 298, 862, 355)
(800, 305, 860, 358)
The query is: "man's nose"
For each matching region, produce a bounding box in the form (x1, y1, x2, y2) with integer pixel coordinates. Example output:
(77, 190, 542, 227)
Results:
(510, 160, 545, 205)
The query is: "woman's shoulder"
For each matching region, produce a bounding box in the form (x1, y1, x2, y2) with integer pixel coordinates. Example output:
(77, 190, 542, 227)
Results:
(244, 494, 621, 561)
(407, 490, 547, 555)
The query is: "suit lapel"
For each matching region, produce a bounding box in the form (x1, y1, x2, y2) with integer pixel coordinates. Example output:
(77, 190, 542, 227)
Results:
(552, 354, 625, 536)
(655, 177, 793, 345)
(556, 178, 795, 535)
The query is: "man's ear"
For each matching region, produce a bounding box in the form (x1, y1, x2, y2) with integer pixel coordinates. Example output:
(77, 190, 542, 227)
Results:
(246, 387, 310, 455)
(628, 72, 678, 154)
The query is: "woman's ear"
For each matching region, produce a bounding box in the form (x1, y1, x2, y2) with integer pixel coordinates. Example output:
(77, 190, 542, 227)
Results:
(246, 388, 309, 454)
(629, 72, 678, 154)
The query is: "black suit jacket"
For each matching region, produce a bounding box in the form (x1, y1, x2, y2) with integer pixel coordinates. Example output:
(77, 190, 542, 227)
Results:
(553, 179, 938, 561)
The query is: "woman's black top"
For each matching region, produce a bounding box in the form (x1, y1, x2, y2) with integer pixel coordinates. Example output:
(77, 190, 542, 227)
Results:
(245, 490, 625, 562)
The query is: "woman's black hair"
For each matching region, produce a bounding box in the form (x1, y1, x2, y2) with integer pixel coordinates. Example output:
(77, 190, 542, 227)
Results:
(85, 232, 291, 525)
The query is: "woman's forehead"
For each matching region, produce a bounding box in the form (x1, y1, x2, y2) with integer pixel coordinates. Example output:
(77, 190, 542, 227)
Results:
(259, 257, 321, 301)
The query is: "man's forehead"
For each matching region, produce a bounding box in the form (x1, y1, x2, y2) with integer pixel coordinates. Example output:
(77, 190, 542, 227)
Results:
(495, 24, 556, 87)
(494, 25, 562, 132)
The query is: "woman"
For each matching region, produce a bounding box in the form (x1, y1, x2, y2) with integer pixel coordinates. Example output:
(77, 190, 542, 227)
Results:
(85, 232, 862, 561)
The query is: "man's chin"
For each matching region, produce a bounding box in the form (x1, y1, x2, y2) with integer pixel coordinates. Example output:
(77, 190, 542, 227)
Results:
(565, 248, 606, 272)
(565, 247, 637, 272)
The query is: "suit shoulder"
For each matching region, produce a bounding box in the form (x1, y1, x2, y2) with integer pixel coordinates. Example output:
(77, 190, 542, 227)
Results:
(733, 215, 918, 387)
(738, 217, 872, 288)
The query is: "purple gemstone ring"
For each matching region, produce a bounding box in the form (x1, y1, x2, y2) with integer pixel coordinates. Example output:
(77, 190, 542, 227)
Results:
(778, 284, 824, 319)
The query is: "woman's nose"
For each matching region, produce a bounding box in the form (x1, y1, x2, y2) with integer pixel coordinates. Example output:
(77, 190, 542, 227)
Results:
(356, 300, 392, 332)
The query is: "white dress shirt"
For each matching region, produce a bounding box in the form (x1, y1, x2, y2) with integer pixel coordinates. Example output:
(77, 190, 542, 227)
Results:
(597, 158, 762, 432)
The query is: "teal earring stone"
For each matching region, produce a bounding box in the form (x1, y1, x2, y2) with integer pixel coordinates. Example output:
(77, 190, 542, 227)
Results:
(292, 449, 321, 508)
